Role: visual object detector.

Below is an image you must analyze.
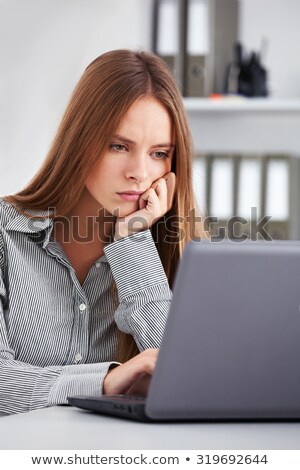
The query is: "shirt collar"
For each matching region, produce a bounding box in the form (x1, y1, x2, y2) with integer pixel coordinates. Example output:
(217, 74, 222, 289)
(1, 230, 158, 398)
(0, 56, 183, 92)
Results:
(5, 211, 54, 233)
(5, 206, 55, 249)
(4, 205, 108, 262)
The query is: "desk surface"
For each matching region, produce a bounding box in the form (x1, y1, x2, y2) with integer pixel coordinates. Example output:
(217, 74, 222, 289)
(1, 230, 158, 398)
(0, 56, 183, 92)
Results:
(1, 406, 300, 450)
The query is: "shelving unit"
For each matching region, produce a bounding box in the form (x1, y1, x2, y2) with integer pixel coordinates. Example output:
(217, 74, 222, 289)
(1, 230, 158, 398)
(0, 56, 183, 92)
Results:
(184, 98, 300, 239)
(183, 98, 300, 154)
(184, 98, 300, 112)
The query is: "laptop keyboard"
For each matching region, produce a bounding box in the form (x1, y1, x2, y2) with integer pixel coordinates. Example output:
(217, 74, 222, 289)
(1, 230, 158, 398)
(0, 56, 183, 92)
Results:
(107, 394, 146, 403)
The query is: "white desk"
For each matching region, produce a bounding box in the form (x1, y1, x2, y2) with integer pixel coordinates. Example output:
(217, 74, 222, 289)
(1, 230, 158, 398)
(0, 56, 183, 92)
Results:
(1, 406, 300, 450)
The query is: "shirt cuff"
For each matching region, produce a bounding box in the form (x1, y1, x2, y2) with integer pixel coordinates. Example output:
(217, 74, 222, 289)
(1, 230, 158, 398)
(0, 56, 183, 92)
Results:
(47, 361, 120, 406)
(103, 229, 168, 300)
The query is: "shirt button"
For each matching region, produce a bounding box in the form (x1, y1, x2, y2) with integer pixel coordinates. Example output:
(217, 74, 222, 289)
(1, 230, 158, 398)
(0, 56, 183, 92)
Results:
(95, 262, 101, 268)
(75, 353, 82, 363)
(79, 303, 86, 312)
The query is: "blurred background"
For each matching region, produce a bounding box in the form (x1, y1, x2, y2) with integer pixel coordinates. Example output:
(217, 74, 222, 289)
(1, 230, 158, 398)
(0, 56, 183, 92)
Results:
(1, 0, 300, 240)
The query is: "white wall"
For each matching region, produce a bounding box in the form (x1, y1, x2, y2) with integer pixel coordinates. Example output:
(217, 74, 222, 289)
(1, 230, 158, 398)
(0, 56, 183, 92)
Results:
(239, 0, 300, 98)
(0, 0, 154, 195)
(1, 0, 300, 196)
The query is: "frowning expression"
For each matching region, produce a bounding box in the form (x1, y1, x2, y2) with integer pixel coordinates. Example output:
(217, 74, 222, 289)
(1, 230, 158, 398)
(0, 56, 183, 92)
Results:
(85, 96, 175, 217)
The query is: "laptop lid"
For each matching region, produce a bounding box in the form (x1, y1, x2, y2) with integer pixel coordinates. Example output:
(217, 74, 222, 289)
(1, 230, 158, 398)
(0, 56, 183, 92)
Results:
(145, 240, 300, 420)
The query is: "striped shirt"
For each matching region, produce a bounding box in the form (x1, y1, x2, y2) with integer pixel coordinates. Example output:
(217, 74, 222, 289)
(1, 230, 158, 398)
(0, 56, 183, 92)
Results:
(0, 198, 172, 415)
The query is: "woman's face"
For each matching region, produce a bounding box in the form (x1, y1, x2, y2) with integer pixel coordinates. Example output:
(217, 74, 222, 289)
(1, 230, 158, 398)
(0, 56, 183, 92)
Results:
(85, 96, 175, 218)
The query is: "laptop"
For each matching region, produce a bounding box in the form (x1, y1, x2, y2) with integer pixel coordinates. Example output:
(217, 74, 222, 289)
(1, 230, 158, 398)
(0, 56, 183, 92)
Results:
(68, 239, 300, 421)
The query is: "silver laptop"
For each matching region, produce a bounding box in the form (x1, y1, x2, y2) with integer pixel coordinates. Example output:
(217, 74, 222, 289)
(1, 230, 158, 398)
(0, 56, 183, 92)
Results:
(68, 239, 300, 421)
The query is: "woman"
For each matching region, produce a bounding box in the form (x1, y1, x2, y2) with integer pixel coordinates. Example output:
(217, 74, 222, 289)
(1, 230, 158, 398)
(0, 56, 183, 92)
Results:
(0, 49, 207, 415)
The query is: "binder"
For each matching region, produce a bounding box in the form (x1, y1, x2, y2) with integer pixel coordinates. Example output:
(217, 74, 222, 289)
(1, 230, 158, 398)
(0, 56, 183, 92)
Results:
(212, 0, 239, 94)
(185, 0, 209, 97)
(266, 158, 289, 221)
(154, 0, 239, 96)
(155, 0, 180, 76)
(264, 157, 289, 240)
(184, 0, 238, 96)
(192, 156, 206, 215)
(210, 157, 233, 220)
(237, 158, 261, 220)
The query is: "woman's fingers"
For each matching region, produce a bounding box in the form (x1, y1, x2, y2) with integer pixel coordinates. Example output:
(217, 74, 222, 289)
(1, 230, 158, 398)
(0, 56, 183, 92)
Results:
(103, 348, 159, 396)
(125, 373, 152, 396)
(152, 178, 168, 212)
(149, 171, 176, 213)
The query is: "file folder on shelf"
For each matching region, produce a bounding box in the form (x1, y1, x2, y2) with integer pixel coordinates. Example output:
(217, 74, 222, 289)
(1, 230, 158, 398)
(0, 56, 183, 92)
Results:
(185, 0, 209, 97)
(211, 0, 239, 94)
(237, 158, 261, 221)
(153, 0, 239, 96)
(210, 157, 233, 220)
(155, 0, 180, 76)
(266, 158, 289, 222)
(184, 0, 239, 96)
(265, 157, 289, 240)
(192, 156, 207, 216)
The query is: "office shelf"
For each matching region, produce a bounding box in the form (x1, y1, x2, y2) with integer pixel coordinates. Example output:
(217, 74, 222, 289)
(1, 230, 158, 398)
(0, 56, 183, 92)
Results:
(183, 98, 300, 113)
(184, 98, 300, 155)
(186, 98, 300, 239)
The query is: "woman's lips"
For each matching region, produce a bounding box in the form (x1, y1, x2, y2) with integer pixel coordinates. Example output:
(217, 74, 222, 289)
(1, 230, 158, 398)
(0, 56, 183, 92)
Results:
(118, 193, 141, 201)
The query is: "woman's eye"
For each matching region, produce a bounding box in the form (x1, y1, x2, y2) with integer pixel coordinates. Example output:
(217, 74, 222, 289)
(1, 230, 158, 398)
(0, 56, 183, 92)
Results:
(153, 151, 168, 160)
(111, 144, 127, 152)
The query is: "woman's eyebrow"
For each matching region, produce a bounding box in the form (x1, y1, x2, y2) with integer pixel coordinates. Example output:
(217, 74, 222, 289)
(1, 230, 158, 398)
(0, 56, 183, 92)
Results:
(153, 143, 175, 149)
(112, 134, 175, 148)
(112, 134, 135, 144)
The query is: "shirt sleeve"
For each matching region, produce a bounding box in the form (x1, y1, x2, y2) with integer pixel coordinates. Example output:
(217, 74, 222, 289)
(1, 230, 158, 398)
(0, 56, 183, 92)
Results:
(0, 232, 120, 415)
(103, 229, 173, 351)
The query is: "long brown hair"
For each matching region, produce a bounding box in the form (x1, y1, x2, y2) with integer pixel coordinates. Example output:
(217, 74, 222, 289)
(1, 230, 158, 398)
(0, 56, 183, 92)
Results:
(4, 49, 208, 362)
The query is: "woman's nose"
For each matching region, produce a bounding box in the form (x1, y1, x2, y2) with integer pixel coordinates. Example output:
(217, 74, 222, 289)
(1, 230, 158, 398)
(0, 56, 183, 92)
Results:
(125, 155, 148, 182)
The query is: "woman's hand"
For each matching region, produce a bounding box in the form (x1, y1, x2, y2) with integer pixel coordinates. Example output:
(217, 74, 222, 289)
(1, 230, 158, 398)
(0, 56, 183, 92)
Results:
(114, 172, 176, 240)
(103, 348, 159, 396)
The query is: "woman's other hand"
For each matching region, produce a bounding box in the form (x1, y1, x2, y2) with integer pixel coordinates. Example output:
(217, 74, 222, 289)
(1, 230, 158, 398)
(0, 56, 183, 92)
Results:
(103, 348, 159, 396)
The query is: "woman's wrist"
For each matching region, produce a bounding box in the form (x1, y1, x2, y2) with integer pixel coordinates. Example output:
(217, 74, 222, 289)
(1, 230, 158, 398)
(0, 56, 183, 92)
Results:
(113, 223, 144, 241)
(103, 363, 120, 395)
